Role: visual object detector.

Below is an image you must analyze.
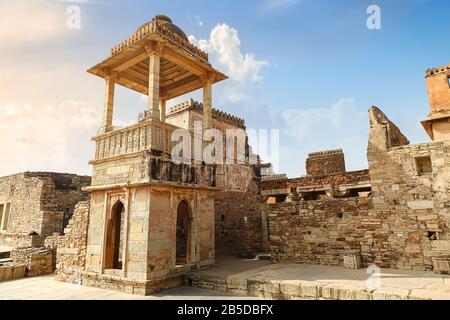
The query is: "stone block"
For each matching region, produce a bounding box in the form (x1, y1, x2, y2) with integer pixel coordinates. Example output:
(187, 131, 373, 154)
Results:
(407, 200, 435, 210)
(432, 256, 450, 274)
(372, 287, 410, 300)
(280, 280, 320, 299)
(343, 251, 362, 269)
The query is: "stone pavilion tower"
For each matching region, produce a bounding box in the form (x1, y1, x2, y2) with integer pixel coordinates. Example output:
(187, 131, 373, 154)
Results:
(82, 15, 227, 295)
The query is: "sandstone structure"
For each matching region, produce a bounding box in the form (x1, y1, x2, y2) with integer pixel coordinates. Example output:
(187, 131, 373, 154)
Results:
(2, 14, 450, 296)
(0, 172, 90, 249)
(264, 65, 450, 272)
(0, 172, 90, 280)
(59, 15, 263, 295)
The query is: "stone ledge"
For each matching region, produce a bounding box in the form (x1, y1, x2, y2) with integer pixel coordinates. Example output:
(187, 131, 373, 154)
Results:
(186, 273, 450, 300)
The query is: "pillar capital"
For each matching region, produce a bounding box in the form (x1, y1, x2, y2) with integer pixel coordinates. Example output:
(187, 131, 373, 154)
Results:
(145, 41, 164, 56)
(200, 73, 216, 85)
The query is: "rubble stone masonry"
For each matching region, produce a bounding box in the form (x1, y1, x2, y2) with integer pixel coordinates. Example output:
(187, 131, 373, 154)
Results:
(214, 177, 264, 257)
(48, 201, 90, 283)
(367, 107, 450, 270)
(267, 107, 450, 272)
(267, 197, 374, 266)
(306, 149, 346, 176)
(0, 172, 91, 248)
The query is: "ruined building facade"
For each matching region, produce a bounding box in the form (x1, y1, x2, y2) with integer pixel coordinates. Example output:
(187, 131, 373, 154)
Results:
(2, 15, 450, 294)
(0, 172, 90, 281)
(264, 65, 450, 272)
(0, 172, 90, 249)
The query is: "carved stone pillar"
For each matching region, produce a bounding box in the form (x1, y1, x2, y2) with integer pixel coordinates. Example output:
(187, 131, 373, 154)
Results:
(146, 42, 162, 121)
(159, 99, 166, 123)
(202, 74, 214, 130)
(102, 76, 115, 133)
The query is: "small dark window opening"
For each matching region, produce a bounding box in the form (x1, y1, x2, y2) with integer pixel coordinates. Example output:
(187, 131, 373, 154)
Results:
(337, 212, 344, 219)
(427, 231, 437, 241)
(302, 191, 326, 201)
(275, 194, 288, 203)
(346, 187, 372, 198)
(221, 214, 226, 222)
(415, 156, 432, 176)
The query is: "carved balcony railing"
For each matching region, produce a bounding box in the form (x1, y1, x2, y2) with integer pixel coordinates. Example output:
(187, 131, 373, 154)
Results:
(93, 119, 179, 161)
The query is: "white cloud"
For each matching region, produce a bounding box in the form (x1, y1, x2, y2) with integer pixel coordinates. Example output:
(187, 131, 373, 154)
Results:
(280, 98, 369, 175)
(264, 0, 299, 10)
(0, 0, 69, 50)
(195, 16, 203, 27)
(0, 100, 101, 176)
(189, 24, 268, 84)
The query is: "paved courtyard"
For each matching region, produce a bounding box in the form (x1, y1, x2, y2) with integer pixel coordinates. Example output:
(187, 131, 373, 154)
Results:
(2, 256, 450, 300)
(0, 275, 258, 300)
(188, 256, 450, 300)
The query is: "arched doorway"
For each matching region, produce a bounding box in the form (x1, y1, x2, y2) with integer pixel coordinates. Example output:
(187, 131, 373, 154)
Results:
(105, 201, 124, 270)
(176, 200, 191, 265)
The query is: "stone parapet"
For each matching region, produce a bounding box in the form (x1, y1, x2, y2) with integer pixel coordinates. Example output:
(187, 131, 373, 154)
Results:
(167, 99, 246, 128)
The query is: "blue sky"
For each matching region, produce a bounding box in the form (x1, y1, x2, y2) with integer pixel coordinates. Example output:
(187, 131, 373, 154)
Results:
(0, 0, 449, 177)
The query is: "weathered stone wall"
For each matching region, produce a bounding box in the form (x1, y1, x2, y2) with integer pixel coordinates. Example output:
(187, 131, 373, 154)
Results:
(368, 107, 450, 270)
(0, 174, 45, 241)
(0, 232, 39, 248)
(10, 246, 53, 277)
(268, 197, 374, 266)
(267, 108, 450, 271)
(0, 172, 90, 247)
(52, 201, 90, 283)
(306, 149, 346, 176)
(260, 170, 370, 193)
(215, 177, 264, 257)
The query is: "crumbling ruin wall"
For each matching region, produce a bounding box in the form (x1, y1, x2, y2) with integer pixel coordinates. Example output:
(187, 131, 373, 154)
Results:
(0, 173, 45, 247)
(52, 201, 90, 283)
(10, 247, 53, 277)
(267, 107, 450, 271)
(306, 149, 346, 176)
(368, 107, 450, 270)
(267, 197, 374, 266)
(0, 172, 90, 248)
(260, 170, 370, 193)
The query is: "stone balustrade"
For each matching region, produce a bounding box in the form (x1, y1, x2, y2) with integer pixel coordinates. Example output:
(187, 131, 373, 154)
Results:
(93, 119, 180, 161)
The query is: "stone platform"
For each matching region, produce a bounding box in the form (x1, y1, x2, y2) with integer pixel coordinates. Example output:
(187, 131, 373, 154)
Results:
(0, 274, 259, 300)
(187, 256, 450, 300)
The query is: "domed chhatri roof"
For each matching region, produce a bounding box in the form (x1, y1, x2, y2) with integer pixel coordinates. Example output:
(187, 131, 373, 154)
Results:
(138, 15, 189, 42)
(110, 14, 208, 61)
